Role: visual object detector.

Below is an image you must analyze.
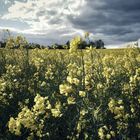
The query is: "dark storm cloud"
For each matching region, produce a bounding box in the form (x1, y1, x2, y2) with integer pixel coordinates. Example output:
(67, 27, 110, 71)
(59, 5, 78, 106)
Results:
(68, 0, 140, 44)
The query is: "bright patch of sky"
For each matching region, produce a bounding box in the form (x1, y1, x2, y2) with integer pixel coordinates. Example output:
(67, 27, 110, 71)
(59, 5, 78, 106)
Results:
(0, 0, 87, 44)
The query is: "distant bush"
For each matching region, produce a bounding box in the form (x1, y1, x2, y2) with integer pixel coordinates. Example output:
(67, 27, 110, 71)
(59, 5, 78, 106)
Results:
(0, 31, 105, 49)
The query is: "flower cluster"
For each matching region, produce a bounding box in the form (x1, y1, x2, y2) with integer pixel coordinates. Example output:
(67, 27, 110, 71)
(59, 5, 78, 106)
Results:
(0, 44, 140, 139)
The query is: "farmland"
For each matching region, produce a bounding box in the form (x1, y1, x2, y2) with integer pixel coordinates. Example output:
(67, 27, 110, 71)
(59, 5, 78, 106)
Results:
(0, 46, 140, 139)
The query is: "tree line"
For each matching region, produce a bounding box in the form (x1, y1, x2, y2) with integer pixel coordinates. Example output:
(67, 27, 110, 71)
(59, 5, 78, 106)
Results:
(0, 30, 105, 49)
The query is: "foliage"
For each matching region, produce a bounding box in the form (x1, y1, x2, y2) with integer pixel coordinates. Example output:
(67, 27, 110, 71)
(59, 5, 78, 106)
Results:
(5, 36, 28, 49)
(0, 41, 140, 139)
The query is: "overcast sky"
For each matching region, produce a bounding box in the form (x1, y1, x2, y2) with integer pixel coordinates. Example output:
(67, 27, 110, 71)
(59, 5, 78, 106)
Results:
(0, 0, 140, 47)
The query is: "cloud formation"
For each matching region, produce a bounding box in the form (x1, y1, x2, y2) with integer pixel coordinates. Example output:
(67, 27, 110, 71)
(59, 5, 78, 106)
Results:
(0, 0, 140, 46)
(1, 0, 86, 44)
(69, 0, 140, 44)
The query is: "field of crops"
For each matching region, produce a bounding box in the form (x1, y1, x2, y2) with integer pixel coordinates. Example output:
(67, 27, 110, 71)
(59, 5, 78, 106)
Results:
(0, 45, 140, 139)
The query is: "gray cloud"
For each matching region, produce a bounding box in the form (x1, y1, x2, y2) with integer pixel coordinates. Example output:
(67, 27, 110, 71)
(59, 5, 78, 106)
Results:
(0, 0, 140, 46)
(68, 0, 140, 45)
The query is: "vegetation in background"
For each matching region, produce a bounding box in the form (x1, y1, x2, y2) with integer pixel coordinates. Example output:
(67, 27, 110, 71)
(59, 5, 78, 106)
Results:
(0, 30, 105, 49)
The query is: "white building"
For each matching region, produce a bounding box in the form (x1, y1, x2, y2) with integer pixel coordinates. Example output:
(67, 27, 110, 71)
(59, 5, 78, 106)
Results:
(124, 41, 137, 48)
(138, 39, 140, 48)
